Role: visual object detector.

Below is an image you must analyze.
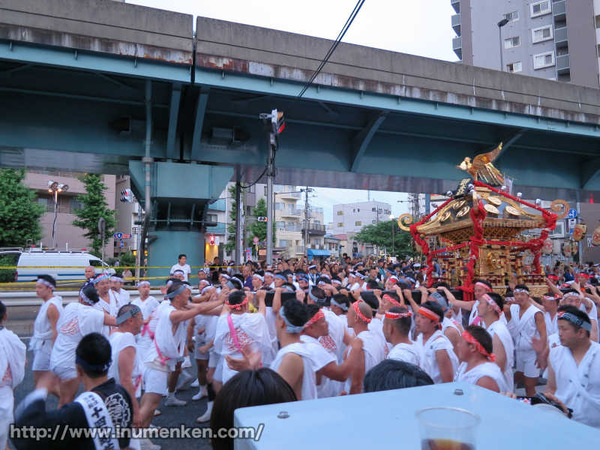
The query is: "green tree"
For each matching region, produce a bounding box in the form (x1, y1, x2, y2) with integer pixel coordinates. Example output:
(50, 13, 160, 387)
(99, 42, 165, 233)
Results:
(225, 184, 238, 253)
(72, 174, 116, 257)
(0, 169, 45, 247)
(247, 198, 276, 247)
(354, 220, 414, 257)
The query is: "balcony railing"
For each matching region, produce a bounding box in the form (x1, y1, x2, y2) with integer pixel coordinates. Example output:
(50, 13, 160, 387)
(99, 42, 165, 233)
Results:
(451, 14, 461, 33)
(302, 224, 327, 236)
(450, 0, 460, 14)
(553, 0, 565, 20)
(206, 222, 226, 235)
(554, 26, 568, 47)
(556, 54, 570, 74)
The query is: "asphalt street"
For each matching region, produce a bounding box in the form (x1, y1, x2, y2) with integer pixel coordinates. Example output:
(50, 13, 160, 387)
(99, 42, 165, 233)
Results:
(10, 341, 213, 450)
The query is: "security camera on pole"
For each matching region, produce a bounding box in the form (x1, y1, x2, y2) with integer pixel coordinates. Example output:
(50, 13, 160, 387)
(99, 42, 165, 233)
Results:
(259, 109, 285, 266)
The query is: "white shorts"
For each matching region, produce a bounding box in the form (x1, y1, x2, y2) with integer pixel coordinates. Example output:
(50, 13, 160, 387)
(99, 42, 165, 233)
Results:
(143, 367, 168, 396)
(52, 364, 77, 381)
(32, 343, 52, 371)
(515, 349, 539, 378)
(208, 349, 218, 368)
(195, 340, 210, 361)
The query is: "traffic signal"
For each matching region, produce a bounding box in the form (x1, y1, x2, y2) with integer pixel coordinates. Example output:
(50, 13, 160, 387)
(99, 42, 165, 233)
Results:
(257, 217, 268, 222)
(271, 109, 285, 135)
(120, 189, 134, 203)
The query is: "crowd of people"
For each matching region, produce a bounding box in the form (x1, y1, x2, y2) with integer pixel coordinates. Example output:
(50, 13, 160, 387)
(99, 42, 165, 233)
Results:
(0, 253, 599, 449)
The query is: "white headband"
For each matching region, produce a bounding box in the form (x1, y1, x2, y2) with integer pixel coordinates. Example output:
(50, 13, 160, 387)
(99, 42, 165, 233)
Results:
(36, 279, 55, 290)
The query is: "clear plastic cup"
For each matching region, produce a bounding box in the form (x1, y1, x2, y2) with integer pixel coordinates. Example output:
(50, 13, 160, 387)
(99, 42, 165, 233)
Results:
(416, 407, 480, 450)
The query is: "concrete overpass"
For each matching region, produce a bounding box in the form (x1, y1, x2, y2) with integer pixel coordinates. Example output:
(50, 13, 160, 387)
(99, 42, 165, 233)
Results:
(1, 0, 600, 264)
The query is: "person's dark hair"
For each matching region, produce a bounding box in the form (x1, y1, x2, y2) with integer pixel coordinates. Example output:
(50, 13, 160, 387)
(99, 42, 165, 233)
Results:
(464, 325, 493, 355)
(81, 283, 100, 304)
(228, 290, 246, 306)
(37, 274, 57, 288)
(557, 305, 591, 336)
(366, 280, 380, 290)
(281, 282, 297, 293)
(432, 281, 450, 289)
(228, 278, 244, 290)
(387, 306, 412, 335)
(281, 299, 308, 327)
(475, 279, 493, 290)
(0, 301, 6, 322)
(232, 273, 245, 283)
(311, 286, 326, 300)
(384, 292, 401, 303)
(166, 280, 186, 296)
(420, 300, 444, 323)
(211, 368, 297, 450)
(117, 303, 141, 322)
(362, 293, 379, 312)
(514, 284, 529, 293)
(75, 333, 112, 378)
(305, 304, 321, 321)
(332, 293, 350, 309)
(178, 254, 186, 260)
(487, 292, 504, 313)
(562, 288, 579, 297)
(363, 360, 433, 393)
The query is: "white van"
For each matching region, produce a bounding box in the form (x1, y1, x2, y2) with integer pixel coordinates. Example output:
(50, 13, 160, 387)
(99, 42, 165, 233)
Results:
(15, 250, 114, 283)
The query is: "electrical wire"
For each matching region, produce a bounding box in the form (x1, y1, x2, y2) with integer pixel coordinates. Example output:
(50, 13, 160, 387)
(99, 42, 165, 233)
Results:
(297, 0, 366, 98)
(239, 166, 268, 190)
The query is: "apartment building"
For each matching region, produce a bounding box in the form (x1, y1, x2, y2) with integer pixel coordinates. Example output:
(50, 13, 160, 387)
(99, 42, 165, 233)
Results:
(452, 0, 600, 87)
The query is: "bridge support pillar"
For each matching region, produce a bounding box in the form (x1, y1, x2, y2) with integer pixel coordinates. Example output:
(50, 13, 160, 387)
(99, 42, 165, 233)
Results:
(129, 161, 233, 284)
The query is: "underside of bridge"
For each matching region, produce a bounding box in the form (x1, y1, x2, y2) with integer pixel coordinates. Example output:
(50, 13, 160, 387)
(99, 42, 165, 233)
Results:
(1, 0, 600, 266)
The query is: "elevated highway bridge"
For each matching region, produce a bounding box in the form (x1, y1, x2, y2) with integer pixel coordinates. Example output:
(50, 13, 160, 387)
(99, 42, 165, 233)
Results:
(1, 0, 599, 266)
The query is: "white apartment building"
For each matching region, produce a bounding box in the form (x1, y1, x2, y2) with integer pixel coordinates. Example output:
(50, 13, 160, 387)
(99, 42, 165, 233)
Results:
(332, 201, 392, 235)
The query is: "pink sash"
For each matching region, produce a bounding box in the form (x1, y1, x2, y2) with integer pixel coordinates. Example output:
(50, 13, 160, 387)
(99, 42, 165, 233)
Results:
(227, 314, 243, 353)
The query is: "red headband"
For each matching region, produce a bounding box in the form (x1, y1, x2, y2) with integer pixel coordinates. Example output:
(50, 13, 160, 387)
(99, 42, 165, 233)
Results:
(578, 274, 590, 279)
(482, 294, 502, 315)
(475, 282, 492, 292)
(418, 307, 440, 324)
(352, 301, 372, 324)
(304, 309, 325, 329)
(462, 330, 495, 362)
(382, 294, 402, 308)
(385, 311, 412, 320)
(226, 296, 249, 310)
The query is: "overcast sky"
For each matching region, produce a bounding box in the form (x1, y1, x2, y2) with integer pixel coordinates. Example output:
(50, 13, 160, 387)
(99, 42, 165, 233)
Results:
(130, 0, 458, 222)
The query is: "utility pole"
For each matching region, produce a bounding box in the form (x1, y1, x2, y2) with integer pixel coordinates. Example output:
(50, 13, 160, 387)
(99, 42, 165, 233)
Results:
(260, 109, 285, 266)
(301, 187, 314, 256)
(235, 168, 243, 267)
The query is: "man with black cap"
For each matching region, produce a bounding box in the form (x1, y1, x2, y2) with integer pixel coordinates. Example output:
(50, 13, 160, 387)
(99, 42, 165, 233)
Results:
(545, 305, 600, 428)
(50, 284, 117, 407)
(31, 275, 63, 385)
(13, 333, 134, 450)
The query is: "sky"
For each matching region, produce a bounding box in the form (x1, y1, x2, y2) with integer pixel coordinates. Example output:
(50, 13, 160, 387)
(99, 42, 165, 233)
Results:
(130, 0, 458, 223)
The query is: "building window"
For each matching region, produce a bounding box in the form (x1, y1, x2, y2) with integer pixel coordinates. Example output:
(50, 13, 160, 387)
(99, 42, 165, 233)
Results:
(355, 221, 362, 226)
(372, 207, 376, 212)
(533, 51, 555, 69)
(384, 210, 391, 215)
(337, 222, 343, 227)
(37, 196, 53, 213)
(207, 213, 217, 222)
(357, 209, 360, 212)
(504, 11, 519, 22)
(504, 36, 520, 49)
(264, 186, 268, 196)
(372, 220, 377, 224)
(275, 202, 283, 211)
(279, 239, 290, 247)
(336, 210, 344, 215)
(530, 1, 551, 18)
(506, 61, 523, 73)
(532, 26, 552, 43)
(596, 15, 600, 28)
(70, 197, 84, 212)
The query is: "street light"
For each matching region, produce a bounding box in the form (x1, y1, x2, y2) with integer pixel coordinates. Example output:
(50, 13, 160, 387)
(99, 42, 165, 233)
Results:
(47, 180, 69, 248)
(497, 18, 509, 72)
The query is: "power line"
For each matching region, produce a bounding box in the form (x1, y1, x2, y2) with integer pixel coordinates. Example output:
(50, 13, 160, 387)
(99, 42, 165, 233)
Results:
(297, 0, 366, 98)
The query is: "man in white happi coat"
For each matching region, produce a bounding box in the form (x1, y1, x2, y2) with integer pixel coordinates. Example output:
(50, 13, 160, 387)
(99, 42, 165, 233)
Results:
(545, 305, 600, 428)
(50, 283, 116, 406)
(130, 280, 160, 355)
(345, 300, 386, 394)
(300, 304, 360, 398)
(559, 288, 599, 342)
(31, 275, 63, 385)
(108, 304, 145, 428)
(0, 301, 26, 450)
(454, 325, 507, 393)
(505, 284, 547, 397)
(383, 306, 422, 367)
(415, 301, 458, 384)
(109, 276, 131, 310)
(139, 281, 223, 428)
(91, 273, 117, 337)
(477, 292, 515, 392)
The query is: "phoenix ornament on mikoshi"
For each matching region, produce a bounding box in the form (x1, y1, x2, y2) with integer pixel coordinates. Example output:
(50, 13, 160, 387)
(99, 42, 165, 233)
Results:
(457, 143, 504, 186)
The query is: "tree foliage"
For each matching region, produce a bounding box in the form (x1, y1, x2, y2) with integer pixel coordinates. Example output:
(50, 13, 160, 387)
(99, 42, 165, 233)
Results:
(247, 198, 276, 247)
(0, 169, 44, 247)
(72, 174, 116, 257)
(353, 220, 414, 257)
(225, 184, 238, 253)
